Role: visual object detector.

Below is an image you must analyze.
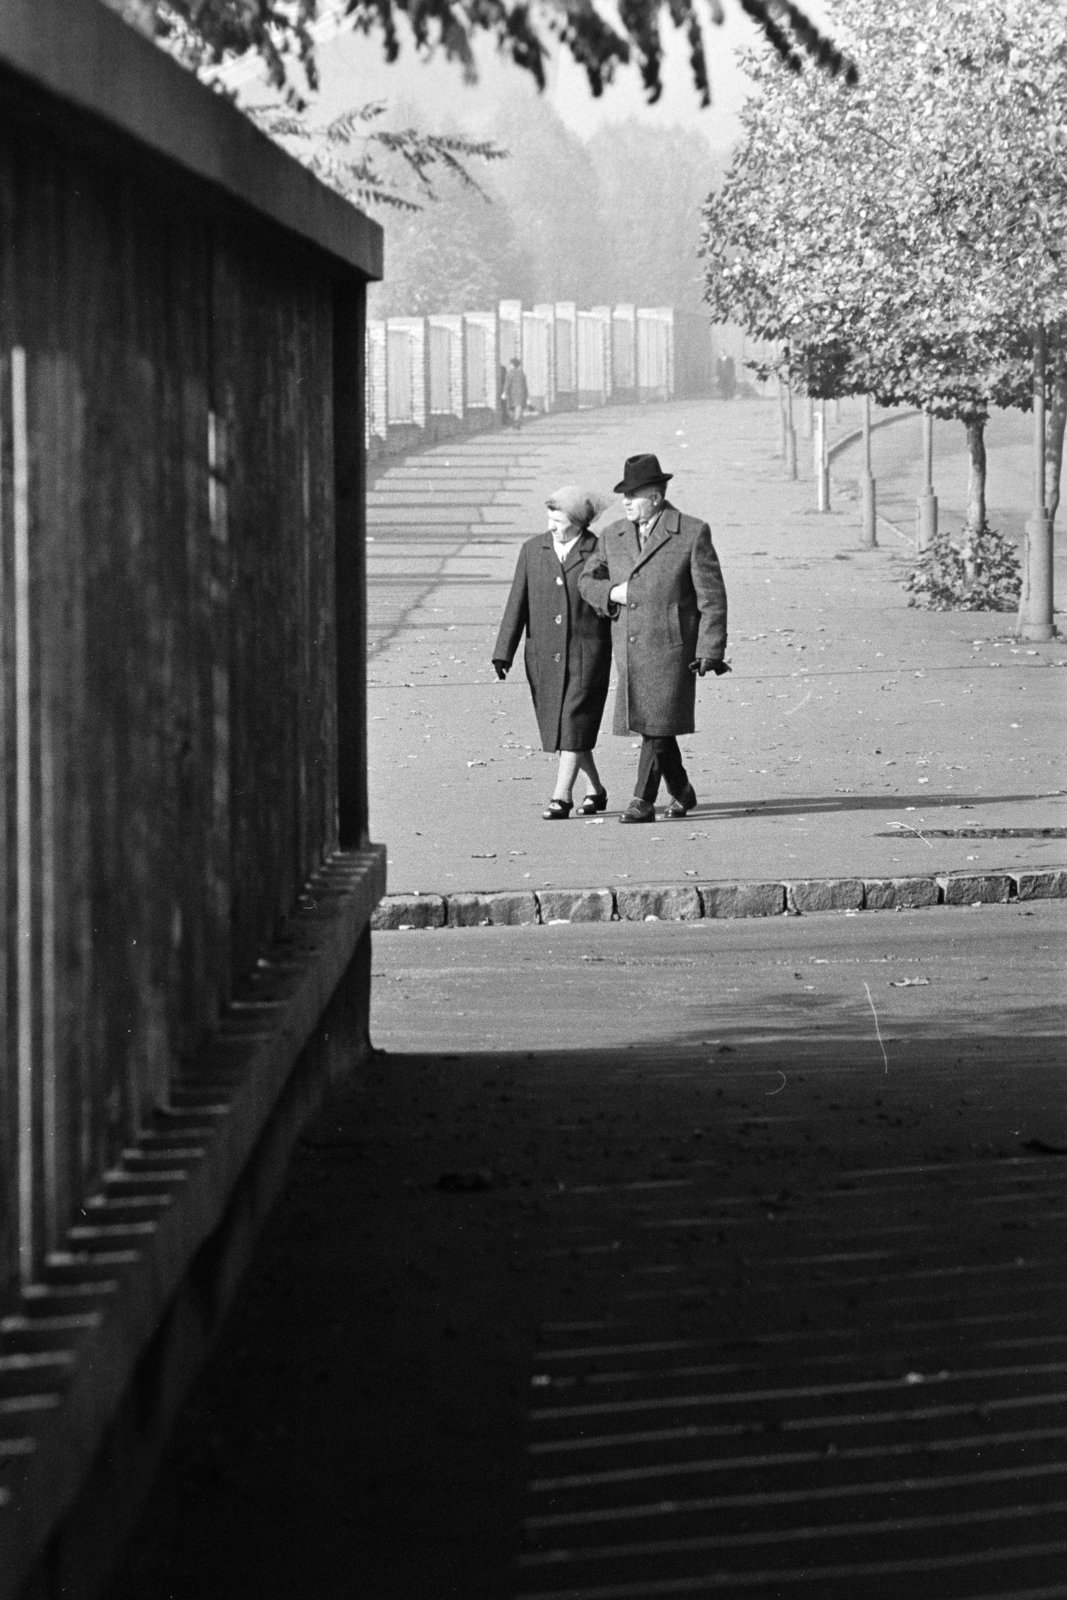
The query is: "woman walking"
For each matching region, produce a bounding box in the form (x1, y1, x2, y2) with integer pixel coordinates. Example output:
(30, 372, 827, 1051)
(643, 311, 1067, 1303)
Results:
(492, 487, 612, 819)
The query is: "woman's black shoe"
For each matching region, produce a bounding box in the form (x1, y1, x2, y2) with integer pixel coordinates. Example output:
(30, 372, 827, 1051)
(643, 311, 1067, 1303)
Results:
(578, 790, 608, 815)
(542, 798, 573, 820)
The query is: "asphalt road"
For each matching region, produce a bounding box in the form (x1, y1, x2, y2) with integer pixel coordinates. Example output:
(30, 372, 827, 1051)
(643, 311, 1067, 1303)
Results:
(109, 901, 1067, 1600)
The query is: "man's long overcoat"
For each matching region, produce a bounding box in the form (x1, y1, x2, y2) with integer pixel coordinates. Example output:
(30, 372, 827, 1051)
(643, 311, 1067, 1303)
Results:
(579, 504, 727, 736)
(494, 530, 612, 751)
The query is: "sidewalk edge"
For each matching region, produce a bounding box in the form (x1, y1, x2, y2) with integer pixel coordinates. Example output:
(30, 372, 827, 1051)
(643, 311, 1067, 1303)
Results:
(371, 868, 1067, 929)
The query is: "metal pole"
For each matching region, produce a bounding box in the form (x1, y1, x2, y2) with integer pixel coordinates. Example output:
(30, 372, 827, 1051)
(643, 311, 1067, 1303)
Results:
(815, 399, 830, 512)
(916, 410, 938, 550)
(1020, 323, 1054, 640)
(859, 392, 877, 548)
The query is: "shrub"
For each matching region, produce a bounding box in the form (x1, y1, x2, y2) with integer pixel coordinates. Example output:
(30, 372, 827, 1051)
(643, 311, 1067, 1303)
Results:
(904, 524, 1022, 611)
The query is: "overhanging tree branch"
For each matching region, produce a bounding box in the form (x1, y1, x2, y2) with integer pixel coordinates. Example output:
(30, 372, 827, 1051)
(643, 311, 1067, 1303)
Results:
(150, 0, 857, 109)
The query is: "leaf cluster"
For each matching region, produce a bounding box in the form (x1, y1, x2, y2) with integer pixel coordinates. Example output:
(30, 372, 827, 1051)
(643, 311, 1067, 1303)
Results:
(149, 0, 855, 110)
(903, 525, 1022, 613)
(249, 100, 507, 210)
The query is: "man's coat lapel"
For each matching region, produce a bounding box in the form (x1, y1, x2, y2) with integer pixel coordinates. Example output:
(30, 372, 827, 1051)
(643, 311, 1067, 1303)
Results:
(628, 505, 680, 576)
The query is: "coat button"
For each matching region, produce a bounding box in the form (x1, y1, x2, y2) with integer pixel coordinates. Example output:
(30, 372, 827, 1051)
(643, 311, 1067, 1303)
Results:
(556, 576, 563, 586)
(553, 652, 561, 662)
(629, 635, 636, 642)
(555, 614, 562, 624)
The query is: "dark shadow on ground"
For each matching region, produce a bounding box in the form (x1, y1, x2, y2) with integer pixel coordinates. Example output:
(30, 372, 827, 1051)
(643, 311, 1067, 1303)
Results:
(687, 790, 1054, 821)
(107, 1018, 1067, 1600)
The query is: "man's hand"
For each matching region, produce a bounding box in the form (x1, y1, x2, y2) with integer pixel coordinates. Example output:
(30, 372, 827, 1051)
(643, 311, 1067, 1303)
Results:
(608, 582, 629, 606)
(492, 660, 509, 681)
(690, 657, 731, 677)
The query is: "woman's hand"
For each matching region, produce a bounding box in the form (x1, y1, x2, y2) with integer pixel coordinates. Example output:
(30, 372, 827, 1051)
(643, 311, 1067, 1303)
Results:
(608, 582, 628, 606)
(492, 660, 509, 681)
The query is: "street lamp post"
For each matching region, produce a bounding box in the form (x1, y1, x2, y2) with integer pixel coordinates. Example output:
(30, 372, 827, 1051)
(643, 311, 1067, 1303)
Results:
(1019, 323, 1055, 641)
(916, 411, 937, 550)
(814, 398, 830, 512)
(859, 393, 877, 548)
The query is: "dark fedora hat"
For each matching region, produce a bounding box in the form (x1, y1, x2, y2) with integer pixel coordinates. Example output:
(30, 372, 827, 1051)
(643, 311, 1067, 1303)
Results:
(614, 453, 673, 495)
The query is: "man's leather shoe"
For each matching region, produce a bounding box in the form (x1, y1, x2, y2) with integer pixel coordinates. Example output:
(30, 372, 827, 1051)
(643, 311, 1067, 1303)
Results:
(664, 784, 697, 819)
(619, 798, 656, 824)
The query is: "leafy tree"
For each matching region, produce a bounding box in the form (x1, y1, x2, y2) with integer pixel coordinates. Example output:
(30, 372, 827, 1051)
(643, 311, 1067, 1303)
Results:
(702, 0, 1067, 536)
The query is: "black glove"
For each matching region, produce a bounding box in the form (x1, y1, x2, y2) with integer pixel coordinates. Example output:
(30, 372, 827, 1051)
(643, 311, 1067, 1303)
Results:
(690, 658, 731, 677)
(492, 660, 509, 681)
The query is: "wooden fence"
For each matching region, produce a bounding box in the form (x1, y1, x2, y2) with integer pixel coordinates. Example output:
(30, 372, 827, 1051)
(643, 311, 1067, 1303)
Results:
(0, 0, 382, 1491)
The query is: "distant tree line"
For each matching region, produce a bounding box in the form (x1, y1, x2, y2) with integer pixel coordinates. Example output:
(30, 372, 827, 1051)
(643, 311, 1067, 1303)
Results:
(370, 96, 728, 319)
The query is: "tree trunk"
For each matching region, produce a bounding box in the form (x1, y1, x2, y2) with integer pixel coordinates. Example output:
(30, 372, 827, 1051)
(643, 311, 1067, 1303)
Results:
(964, 414, 987, 531)
(959, 414, 987, 587)
(1045, 342, 1067, 534)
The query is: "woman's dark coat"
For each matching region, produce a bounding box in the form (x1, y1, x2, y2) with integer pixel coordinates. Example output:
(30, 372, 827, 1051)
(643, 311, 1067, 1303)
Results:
(493, 531, 612, 752)
(578, 503, 727, 736)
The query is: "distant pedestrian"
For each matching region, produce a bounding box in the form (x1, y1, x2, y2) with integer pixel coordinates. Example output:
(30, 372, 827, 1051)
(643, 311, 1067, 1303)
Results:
(579, 454, 729, 823)
(492, 486, 612, 819)
(502, 357, 528, 429)
(717, 354, 736, 400)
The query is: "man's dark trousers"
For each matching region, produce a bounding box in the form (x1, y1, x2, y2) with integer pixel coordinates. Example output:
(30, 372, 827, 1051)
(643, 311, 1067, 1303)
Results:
(635, 736, 689, 803)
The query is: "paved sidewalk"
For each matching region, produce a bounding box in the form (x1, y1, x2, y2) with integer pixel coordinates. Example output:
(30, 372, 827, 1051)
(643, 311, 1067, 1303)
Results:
(367, 401, 1067, 899)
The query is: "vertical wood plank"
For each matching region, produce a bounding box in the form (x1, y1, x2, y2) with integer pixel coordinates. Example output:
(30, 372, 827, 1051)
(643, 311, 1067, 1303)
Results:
(334, 281, 368, 849)
(12, 343, 35, 1282)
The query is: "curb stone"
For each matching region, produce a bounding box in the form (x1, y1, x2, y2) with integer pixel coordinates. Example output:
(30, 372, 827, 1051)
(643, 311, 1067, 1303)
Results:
(1013, 869, 1067, 901)
(701, 882, 785, 918)
(862, 876, 939, 911)
(938, 872, 1014, 906)
(371, 869, 1067, 929)
(446, 891, 538, 928)
(537, 889, 614, 923)
(371, 893, 446, 930)
(787, 878, 865, 913)
(616, 885, 703, 922)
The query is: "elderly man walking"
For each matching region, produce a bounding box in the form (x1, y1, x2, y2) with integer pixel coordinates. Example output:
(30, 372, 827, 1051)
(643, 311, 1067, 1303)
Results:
(579, 453, 729, 823)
